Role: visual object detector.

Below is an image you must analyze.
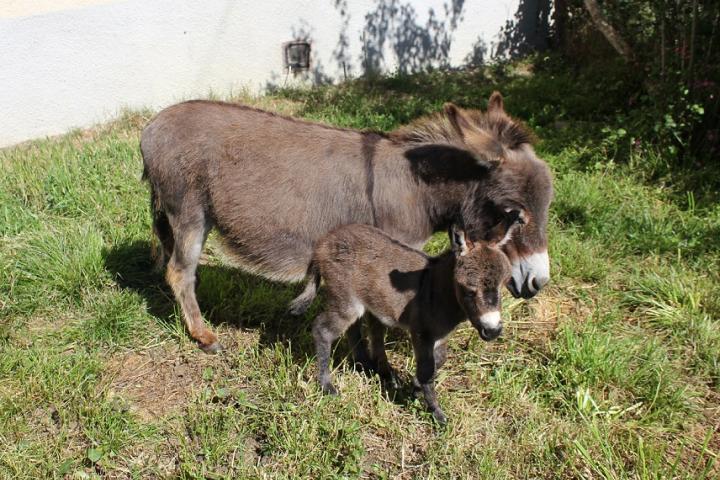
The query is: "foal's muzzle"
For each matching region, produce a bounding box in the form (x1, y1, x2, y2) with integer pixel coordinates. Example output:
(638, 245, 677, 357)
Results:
(476, 311, 502, 341)
(508, 251, 550, 299)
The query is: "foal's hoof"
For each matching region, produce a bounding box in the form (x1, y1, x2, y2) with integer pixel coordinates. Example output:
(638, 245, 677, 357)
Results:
(321, 383, 339, 396)
(200, 341, 223, 354)
(352, 357, 378, 376)
(432, 409, 448, 425)
(379, 369, 400, 390)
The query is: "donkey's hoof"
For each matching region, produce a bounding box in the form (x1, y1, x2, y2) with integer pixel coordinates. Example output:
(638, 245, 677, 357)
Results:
(200, 341, 223, 354)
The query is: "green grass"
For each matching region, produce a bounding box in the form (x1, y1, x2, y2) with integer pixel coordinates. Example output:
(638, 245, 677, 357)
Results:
(1, 66, 719, 479)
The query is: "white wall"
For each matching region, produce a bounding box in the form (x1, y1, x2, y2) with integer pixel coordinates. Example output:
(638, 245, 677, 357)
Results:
(0, 0, 520, 147)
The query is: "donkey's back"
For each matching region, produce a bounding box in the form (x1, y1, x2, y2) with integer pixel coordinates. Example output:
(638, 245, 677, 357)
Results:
(141, 100, 381, 282)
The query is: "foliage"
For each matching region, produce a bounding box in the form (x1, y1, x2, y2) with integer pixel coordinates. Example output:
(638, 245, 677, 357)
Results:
(556, 0, 720, 169)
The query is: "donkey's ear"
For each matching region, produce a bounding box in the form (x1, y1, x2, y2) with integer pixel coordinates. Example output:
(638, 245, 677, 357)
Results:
(473, 135, 505, 168)
(450, 224, 472, 256)
(487, 91, 505, 115)
(444, 103, 473, 138)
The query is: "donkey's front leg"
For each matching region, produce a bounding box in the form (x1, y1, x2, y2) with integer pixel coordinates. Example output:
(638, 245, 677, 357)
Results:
(411, 332, 447, 424)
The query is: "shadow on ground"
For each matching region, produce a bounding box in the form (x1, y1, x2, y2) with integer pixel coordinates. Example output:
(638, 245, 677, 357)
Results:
(102, 240, 421, 405)
(103, 240, 316, 356)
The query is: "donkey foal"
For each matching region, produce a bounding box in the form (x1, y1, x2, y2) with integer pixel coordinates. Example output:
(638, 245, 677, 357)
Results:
(293, 217, 519, 423)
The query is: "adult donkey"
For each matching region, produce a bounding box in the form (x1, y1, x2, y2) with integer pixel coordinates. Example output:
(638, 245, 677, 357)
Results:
(141, 92, 553, 352)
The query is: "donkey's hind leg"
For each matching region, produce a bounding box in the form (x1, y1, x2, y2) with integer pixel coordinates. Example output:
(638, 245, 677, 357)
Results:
(148, 183, 174, 271)
(165, 216, 219, 353)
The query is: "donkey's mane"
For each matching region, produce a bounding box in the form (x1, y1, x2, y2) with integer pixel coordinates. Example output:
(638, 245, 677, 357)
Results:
(390, 109, 534, 150)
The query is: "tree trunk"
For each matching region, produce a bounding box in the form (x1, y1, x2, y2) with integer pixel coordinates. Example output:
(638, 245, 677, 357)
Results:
(583, 0, 634, 61)
(688, 0, 698, 84)
(553, 0, 568, 50)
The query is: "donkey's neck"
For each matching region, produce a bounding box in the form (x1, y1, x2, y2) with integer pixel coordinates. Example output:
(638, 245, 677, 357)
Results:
(371, 139, 478, 247)
(401, 141, 487, 233)
(422, 181, 469, 232)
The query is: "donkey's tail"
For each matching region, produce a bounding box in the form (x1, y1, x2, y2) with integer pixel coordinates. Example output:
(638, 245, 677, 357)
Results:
(288, 262, 321, 316)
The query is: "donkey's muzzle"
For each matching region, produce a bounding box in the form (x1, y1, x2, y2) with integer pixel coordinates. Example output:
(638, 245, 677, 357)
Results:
(508, 251, 550, 299)
(507, 277, 548, 299)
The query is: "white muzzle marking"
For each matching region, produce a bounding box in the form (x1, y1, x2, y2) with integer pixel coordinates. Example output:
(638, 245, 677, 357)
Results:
(480, 311, 501, 330)
(511, 250, 550, 295)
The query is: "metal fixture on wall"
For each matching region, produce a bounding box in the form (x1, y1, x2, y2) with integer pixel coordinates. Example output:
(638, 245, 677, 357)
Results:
(283, 41, 311, 74)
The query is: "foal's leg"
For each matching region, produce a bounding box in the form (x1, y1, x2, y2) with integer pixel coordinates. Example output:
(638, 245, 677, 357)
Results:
(151, 208, 175, 272)
(149, 186, 174, 271)
(366, 317, 398, 387)
(411, 332, 446, 424)
(165, 216, 219, 353)
(313, 309, 358, 395)
(434, 338, 448, 370)
(346, 320, 375, 373)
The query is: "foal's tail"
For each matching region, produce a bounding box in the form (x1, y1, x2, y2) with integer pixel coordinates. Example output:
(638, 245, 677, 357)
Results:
(288, 261, 321, 315)
(144, 166, 174, 271)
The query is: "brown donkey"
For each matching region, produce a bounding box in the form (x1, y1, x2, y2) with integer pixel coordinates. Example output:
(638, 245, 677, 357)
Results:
(140, 92, 553, 352)
(292, 216, 520, 423)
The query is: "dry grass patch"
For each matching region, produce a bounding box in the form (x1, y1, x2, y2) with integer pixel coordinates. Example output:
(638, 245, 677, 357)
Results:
(106, 343, 228, 422)
(507, 283, 594, 344)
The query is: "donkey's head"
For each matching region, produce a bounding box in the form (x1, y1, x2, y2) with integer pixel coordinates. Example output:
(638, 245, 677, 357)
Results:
(449, 214, 518, 341)
(444, 93, 554, 299)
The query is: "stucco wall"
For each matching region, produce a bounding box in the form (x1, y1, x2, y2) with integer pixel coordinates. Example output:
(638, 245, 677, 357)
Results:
(1, 0, 522, 147)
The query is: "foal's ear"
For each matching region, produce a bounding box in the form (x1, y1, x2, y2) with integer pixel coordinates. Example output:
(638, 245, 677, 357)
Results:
(487, 91, 505, 115)
(450, 224, 472, 256)
(444, 103, 473, 138)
